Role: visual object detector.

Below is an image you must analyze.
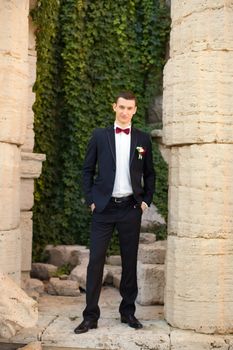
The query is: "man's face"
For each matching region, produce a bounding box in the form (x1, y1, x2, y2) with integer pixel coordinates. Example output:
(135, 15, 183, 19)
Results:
(113, 97, 137, 127)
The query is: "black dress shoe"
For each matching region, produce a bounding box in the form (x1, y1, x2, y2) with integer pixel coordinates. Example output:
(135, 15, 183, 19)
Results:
(121, 315, 143, 329)
(74, 319, 98, 334)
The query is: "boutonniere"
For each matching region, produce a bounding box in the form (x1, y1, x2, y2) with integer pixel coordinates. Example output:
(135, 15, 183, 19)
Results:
(136, 146, 146, 160)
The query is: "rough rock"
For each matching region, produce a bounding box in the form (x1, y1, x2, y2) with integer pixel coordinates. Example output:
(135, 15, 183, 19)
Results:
(30, 263, 58, 281)
(0, 273, 38, 339)
(47, 278, 80, 297)
(22, 278, 44, 294)
(104, 265, 122, 286)
(69, 259, 89, 290)
(139, 232, 156, 244)
(59, 274, 69, 280)
(141, 203, 166, 232)
(44, 245, 89, 267)
(69, 259, 108, 290)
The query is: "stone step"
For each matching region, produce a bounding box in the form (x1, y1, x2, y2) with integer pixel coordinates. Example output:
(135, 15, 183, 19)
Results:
(0, 318, 169, 350)
(138, 240, 167, 264)
(0, 288, 165, 350)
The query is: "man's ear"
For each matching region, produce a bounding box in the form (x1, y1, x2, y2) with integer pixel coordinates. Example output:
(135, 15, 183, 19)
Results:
(112, 103, 116, 112)
(134, 106, 137, 114)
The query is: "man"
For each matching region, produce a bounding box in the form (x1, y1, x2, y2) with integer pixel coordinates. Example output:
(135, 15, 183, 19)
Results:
(74, 91, 155, 334)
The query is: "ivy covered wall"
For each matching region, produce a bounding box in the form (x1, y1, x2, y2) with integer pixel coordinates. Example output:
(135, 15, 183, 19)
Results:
(32, 0, 170, 260)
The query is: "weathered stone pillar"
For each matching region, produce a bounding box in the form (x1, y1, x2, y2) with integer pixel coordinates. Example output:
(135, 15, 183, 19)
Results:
(20, 1, 45, 284)
(163, 1, 233, 334)
(0, 0, 29, 284)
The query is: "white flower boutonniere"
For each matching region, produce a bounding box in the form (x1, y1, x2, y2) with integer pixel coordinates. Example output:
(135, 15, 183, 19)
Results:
(136, 146, 146, 160)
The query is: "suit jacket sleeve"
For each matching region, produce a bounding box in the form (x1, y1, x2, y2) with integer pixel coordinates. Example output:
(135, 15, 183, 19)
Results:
(142, 134, 155, 206)
(82, 130, 97, 206)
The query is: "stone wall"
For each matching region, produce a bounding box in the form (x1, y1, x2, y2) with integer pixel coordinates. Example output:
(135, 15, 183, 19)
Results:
(163, 0, 233, 334)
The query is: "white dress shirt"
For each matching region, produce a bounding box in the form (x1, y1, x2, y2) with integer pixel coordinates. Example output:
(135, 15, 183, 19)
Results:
(112, 123, 133, 198)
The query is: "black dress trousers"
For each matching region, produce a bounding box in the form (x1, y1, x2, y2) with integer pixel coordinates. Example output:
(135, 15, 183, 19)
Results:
(83, 197, 142, 321)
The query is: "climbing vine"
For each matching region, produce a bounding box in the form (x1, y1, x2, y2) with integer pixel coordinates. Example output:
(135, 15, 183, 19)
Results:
(32, 0, 170, 260)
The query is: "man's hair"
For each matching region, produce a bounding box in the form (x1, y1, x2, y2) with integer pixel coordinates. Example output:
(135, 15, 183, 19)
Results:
(115, 91, 137, 105)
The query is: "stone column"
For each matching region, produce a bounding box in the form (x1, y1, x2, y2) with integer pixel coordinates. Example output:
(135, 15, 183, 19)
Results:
(163, 1, 233, 334)
(20, 1, 45, 284)
(0, 0, 29, 284)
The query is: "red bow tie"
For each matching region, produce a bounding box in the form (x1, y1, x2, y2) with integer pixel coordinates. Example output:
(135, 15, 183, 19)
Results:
(115, 127, 130, 135)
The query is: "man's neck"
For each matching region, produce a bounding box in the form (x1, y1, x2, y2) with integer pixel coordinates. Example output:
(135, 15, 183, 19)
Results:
(114, 122, 131, 129)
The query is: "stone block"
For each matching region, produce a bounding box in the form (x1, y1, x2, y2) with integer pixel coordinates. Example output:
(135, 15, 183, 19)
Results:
(20, 211, 33, 272)
(137, 262, 165, 305)
(112, 273, 121, 289)
(138, 241, 167, 264)
(69, 259, 108, 290)
(17, 342, 42, 350)
(170, 328, 233, 350)
(171, 1, 230, 24)
(165, 235, 233, 333)
(104, 265, 122, 286)
(20, 179, 34, 210)
(168, 145, 233, 239)
(0, 143, 20, 230)
(44, 244, 89, 267)
(20, 152, 46, 179)
(29, 16, 37, 53)
(170, 4, 233, 55)
(69, 259, 88, 290)
(0, 1, 29, 60)
(22, 278, 44, 295)
(22, 53, 36, 152)
(139, 232, 156, 244)
(0, 56, 28, 144)
(106, 255, 121, 266)
(22, 126, 35, 153)
(28, 53, 37, 87)
(0, 229, 21, 284)
(163, 51, 233, 145)
(47, 278, 81, 297)
(30, 263, 58, 281)
(0, 273, 38, 339)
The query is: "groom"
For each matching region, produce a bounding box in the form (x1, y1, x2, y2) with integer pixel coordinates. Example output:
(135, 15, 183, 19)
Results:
(74, 91, 155, 334)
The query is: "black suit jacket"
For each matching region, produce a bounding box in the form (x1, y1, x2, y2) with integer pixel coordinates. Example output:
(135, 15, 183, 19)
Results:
(83, 126, 155, 213)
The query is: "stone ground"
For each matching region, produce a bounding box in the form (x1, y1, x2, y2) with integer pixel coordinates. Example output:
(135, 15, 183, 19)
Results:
(1, 286, 233, 350)
(0, 286, 168, 350)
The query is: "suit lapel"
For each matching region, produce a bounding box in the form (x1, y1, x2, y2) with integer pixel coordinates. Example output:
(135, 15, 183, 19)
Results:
(107, 126, 137, 165)
(107, 126, 116, 163)
(130, 127, 138, 165)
